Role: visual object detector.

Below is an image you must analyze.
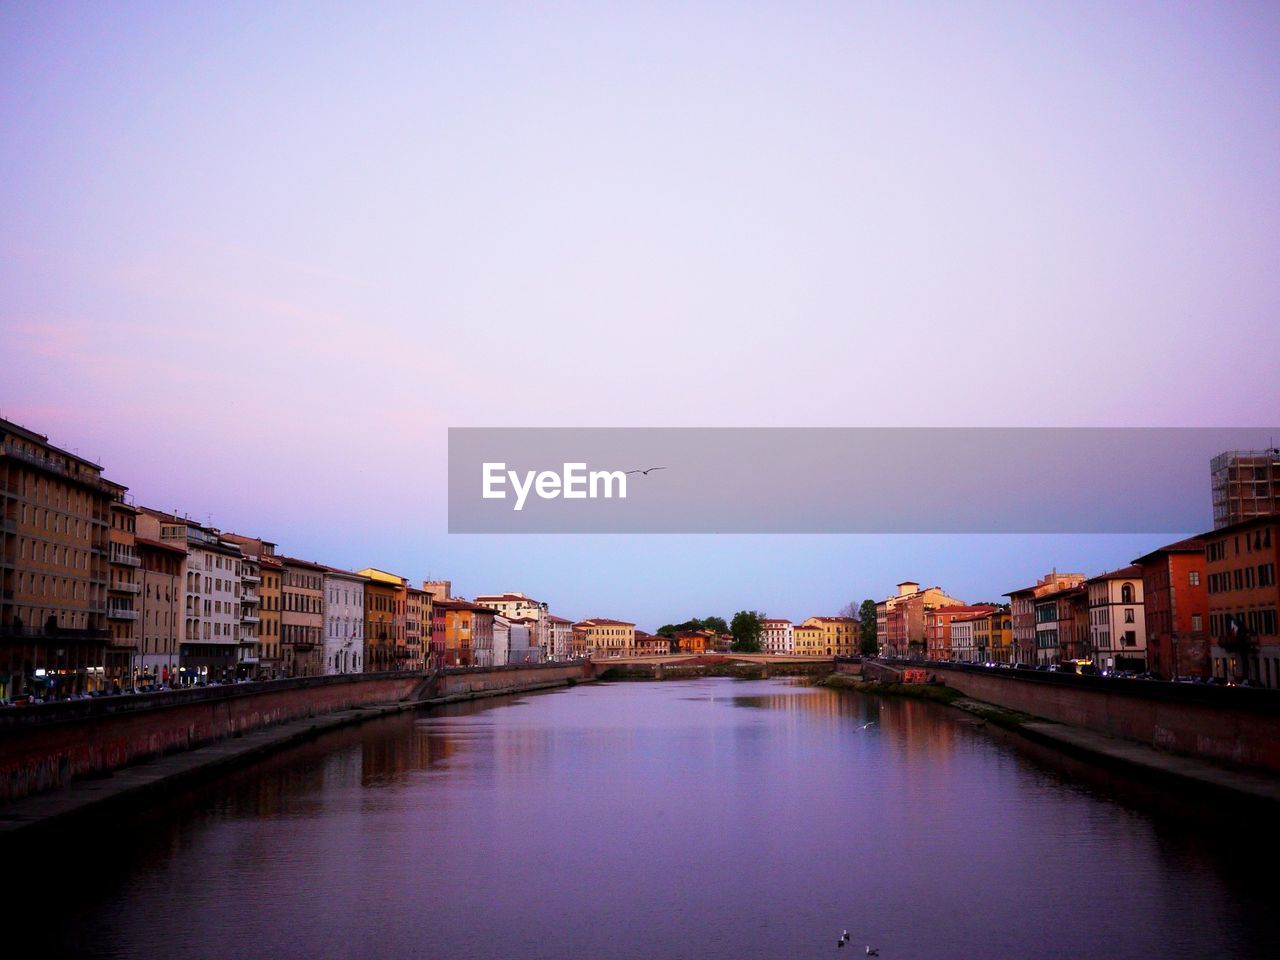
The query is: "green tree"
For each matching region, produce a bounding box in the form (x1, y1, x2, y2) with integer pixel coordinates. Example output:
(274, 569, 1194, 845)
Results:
(858, 599, 878, 656)
(729, 610, 764, 652)
(702, 615, 729, 635)
(657, 615, 729, 637)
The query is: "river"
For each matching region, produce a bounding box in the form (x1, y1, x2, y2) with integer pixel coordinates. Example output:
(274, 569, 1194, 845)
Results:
(17, 678, 1280, 959)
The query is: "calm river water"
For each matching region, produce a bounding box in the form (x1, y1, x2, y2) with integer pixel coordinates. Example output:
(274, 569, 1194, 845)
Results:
(18, 679, 1280, 960)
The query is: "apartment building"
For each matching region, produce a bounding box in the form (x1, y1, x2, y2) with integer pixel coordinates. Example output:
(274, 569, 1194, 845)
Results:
(323, 567, 366, 674)
(799, 616, 858, 657)
(104, 482, 140, 688)
(135, 536, 184, 686)
(474, 592, 548, 655)
(1133, 538, 1210, 679)
(1006, 571, 1086, 665)
(924, 605, 996, 661)
(0, 418, 117, 698)
(358, 568, 409, 669)
(258, 554, 284, 677)
(760, 618, 793, 655)
(545, 614, 574, 661)
(573, 618, 636, 658)
(1087, 566, 1146, 671)
(1202, 515, 1279, 687)
(433, 598, 495, 666)
(405, 585, 429, 671)
(221, 533, 277, 678)
(280, 556, 325, 677)
(876, 582, 964, 657)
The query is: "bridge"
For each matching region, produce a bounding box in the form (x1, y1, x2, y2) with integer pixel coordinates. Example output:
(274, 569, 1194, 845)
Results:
(591, 652, 836, 679)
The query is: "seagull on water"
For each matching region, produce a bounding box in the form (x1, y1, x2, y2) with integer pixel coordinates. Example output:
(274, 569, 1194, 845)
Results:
(624, 466, 667, 475)
(866, 948, 879, 957)
(861, 721, 877, 729)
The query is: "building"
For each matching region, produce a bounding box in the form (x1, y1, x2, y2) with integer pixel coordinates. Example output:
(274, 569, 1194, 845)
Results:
(1087, 565, 1146, 672)
(544, 614, 574, 661)
(876, 582, 965, 658)
(221, 533, 277, 678)
(634, 630, 669, 657)
(474, 592, 548, 655)
(760, 618, 793, 655)
(364, 574, 398, 671)
(323, 567, 366, 674)
(1005, 571, 1085, 665)
(138, 509, 245, 684)
(405, 586, 429, 671)
(950, 615, 977, 662)
(506, 617, 540, 663)
(924, 605, 996, 661)
(421, 580, 452, 666)
(799, 616, 857, 657)
(258, 554, 284, 677)
(792, 621, 824, 657)
(1033, 586, 1078, 667)
(573, 618, 636, 658)
(1211, 449, 1280, 529)
(135, 537, 185, 687)
(673, 628, 717, 655)
(433, 598, 495, 666)
(104, 482, 140, 690)
(280, 556, 326, 677)
(1132, 538, 1210, 680)
(1, 418, 117, 699)
(1201, 515, 1279, 687)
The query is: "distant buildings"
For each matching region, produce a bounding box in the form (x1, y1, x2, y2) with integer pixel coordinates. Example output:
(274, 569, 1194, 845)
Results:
(1006, 572, 1085, 666)
(433, 598, 495, 667)
(545, 614, 574, 660)
(799, 616, 858, 657)
(877, 582, 964, 658)
(925, 605, 996, 661)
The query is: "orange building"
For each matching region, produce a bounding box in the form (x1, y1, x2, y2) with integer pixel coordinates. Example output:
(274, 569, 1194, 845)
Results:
(1133, 538, 1210, 680)
(432, 598, 495, 666)
(925, 605, 997, 661)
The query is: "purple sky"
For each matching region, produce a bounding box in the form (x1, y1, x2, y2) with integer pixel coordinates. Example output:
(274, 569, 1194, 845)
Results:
(3, 2, 1279, 629)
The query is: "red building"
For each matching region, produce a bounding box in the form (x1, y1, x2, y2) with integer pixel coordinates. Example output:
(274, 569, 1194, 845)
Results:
(1201, 515, 1279, 687)
(925, 605, 997, 661)
(1133, 538, 1210, 680)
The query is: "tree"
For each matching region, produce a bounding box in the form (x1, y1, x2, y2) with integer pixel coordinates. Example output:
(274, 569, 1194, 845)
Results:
(730, 610, 764, 652)
(858, 599, 878, 656)
(657, 615, 729, 637)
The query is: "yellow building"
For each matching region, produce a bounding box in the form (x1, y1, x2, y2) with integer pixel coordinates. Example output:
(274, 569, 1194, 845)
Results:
(574, 618, 636, 658)
(800, 616, 858, 657)
(793, 622, 825, 656)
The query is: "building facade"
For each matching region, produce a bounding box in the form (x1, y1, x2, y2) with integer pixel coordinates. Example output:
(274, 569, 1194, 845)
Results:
(1202, 515, 1279, 687)
(105, 485, 140, 690)
(280, 557, 325, 677)
(545, 614, 574, 661)
(1212, 449, 1280, 529)
(760, 618, 793, 655)
(323, 567, 366, 674)
(135, 537, 184, 686)
(1006, 571, 1085, 665)
(1087, 566, 1147, 672)
(1, 419, 117, 699)
(876, 582, 964, 657)
(573, 618, 636, 658)
(1133, 538, 1210, 680)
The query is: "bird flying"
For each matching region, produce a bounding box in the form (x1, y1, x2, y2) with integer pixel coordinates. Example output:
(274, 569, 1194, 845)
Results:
(624, 466, 667, 475)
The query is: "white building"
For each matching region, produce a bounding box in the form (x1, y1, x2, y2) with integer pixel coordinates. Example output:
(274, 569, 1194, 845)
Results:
(761, 619, 793, 655)
(544, 615, 574, 661)
(474, 592, 548, 655)
(507, 617, 538, 664)
(491, 615, 511, 667)
(950, 616, 977, 662)
(1088, 565, 1147, 671)
(323, 568, 366, 674)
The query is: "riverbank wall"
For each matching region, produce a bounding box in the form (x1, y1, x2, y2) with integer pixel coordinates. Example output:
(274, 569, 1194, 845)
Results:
(0, 663, 595, 804)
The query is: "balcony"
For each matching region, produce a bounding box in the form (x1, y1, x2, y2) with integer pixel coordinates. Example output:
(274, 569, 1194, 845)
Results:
(110, 581, 142, 594)
(0, 517, 15, 534)
(241, 614, 260, 624)
(242, 573, 261, 584)
(107, 607, 139, 621)
(242, 591, 259, 604)
(110, 550, 141, 567)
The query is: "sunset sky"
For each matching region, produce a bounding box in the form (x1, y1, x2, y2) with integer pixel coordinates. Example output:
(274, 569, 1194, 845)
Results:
(3, 2, 1279, 628)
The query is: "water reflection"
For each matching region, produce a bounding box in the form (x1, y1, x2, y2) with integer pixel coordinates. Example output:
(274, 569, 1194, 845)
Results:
(13, 678, 1280, 960)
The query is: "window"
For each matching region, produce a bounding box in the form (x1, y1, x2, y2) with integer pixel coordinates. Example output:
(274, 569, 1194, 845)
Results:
(1192, 614, 1202, 632)
(1125, 609, 1135, 623)
(1189, 571, 1200, 586)
(1121, 583, 1134, 604)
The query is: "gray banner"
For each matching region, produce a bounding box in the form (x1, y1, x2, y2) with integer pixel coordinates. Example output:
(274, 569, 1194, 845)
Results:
(447, 428, 1279, 533)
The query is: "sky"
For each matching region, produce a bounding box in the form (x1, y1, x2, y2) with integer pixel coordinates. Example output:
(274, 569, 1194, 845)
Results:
(3, 2, 1279, 630)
